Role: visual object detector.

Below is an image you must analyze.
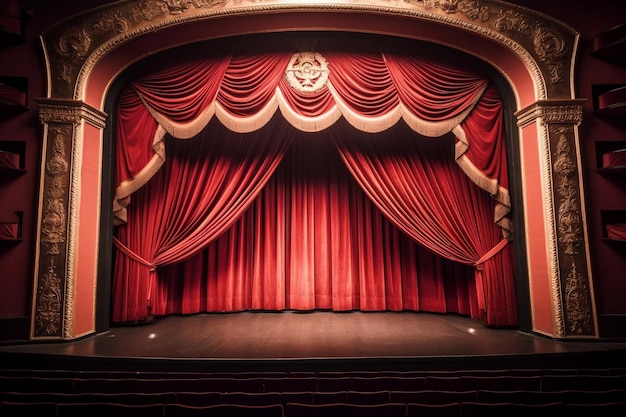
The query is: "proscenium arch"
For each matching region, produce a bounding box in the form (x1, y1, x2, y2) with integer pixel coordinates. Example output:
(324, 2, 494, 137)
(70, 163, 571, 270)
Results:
(33, 0, 596, 341)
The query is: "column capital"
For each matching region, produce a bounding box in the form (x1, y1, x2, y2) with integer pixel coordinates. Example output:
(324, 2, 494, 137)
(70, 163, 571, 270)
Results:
(36, 98, 108, 129)
(515, 99, 586, 128)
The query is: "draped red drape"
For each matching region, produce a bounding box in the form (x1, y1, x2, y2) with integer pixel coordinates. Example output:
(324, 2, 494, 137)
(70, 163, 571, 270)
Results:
(153, 130, 478, 316)
(112, 41, 516, 326)
(112, 116, 294, 322)
(333, 122, 517, 325)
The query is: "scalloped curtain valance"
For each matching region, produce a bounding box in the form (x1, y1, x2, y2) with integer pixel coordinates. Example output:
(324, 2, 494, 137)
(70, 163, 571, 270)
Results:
(114, 48, 510, 236)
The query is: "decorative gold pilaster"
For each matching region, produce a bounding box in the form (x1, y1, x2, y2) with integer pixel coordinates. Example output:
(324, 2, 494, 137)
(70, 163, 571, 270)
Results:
(31, 99, 107, 339)
(516, 99, 597, 338)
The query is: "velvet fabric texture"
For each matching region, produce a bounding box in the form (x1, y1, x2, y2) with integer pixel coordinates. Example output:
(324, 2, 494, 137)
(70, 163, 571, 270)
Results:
(111, 40, 516, 326)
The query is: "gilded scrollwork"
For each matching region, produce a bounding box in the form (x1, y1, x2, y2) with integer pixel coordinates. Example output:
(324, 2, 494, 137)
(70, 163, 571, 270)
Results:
(35, 258, 64, 336)
(493, 10, 568, 84)
(403, 1, 570, 85)
(533, 26, 568, 84)
(515, 101, 595, 337)
(34, 125, 72, 338)
(43, 0, 575, 99)
(54, 10, 130, 85)
(552, 128, 582, 256)
(136, 0, 170, 20)
(41, 128, 70, 256)
(549, 125, 595, 336)
(418, 0, 490, 21)
(34, 0, 595, 340)
(565, 262, 594, 335)
(160, 0, 228, 15)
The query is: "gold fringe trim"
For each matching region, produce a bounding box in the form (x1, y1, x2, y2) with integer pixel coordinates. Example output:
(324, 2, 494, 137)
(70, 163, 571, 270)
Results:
(114, 84, 507, 235)
(113, 126, 167, 225)
(275, 87, 342, 132)
(401, 102, 472, 137)
(327, 82, 401, 133)
(453, 125, 512, 239)
(453, 125, 470, 161)
(215, 98, 279, 133)
(143, 100, 217, 139)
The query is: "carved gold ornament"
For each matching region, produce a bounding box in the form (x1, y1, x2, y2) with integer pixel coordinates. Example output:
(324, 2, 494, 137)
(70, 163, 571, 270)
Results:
(285, 52, 330, 93)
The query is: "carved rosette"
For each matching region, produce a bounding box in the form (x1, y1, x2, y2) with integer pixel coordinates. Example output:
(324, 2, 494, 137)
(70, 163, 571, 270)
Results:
(286, 52, 330, 93)
(32, 100, 107, 339)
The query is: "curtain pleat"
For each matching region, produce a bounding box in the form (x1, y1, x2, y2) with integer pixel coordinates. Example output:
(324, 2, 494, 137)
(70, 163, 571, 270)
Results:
(217, 53, 291, 116)
(150, 131, 475, 316)
(326, 51, 399, 116)
(132, 58, 230, 123)
(383, 52, 488, 121)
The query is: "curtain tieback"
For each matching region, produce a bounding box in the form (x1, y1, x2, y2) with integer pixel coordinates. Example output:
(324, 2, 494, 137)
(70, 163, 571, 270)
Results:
(112, 236, 157, 271)
(473, 238, 509, 315)
(473, 238, 509, 271)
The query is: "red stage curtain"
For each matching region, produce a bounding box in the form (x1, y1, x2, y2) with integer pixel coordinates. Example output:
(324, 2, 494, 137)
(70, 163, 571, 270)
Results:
(153, 130, 477, 316)
(112, 116, 294, 322)
(458, 86, 511, 235)
(111, 44, 516, 325)
(113, 48, 509, 230)
(333, 121, 517, 326)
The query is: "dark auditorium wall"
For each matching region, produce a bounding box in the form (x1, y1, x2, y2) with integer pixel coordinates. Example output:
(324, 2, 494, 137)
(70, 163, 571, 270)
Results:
(0, 0, 625, 340)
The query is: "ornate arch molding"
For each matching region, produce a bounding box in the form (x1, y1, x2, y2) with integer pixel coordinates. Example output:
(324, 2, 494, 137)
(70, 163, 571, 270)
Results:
(32, 0, 596, 339)
(41, 0, 577, 102)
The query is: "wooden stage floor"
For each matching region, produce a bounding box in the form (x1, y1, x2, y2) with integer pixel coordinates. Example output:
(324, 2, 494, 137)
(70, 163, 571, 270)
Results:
(1, 311, 625, 372)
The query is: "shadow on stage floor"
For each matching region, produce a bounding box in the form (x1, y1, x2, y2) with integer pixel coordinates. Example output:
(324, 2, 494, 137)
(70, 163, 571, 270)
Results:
(1, 311, 625, 373)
